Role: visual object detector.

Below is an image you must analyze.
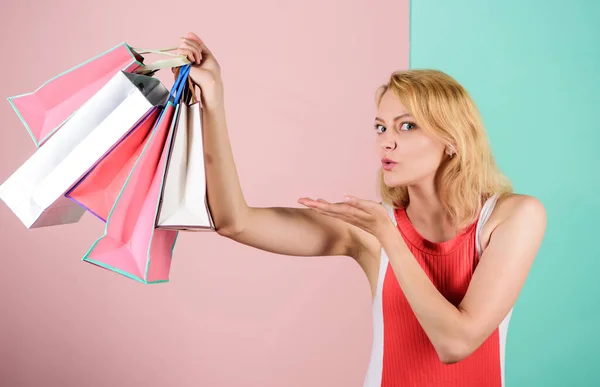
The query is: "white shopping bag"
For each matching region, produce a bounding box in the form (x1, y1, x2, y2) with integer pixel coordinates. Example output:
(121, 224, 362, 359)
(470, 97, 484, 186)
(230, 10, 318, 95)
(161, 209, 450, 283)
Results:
(0, 71, 170, 228)
(156, 81, 215, 231)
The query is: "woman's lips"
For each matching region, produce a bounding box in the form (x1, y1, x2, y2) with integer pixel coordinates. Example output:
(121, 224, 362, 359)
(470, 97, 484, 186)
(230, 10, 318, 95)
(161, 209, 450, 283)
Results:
(382, 158, 397, 171)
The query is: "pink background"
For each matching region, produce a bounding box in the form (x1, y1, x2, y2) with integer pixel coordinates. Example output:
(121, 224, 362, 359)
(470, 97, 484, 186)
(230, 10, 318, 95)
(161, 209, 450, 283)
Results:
(0, 1, 409, 386)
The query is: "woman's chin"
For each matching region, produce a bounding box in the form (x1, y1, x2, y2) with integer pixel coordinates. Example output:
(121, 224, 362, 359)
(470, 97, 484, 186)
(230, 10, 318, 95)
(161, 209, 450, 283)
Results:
(383, 172, 407, 188)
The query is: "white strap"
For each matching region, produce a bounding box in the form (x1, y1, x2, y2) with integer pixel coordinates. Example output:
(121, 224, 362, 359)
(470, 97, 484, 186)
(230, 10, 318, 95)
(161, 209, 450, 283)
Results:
(133, 56, 192, 74)
(381, 201, 397, 226)
(132, 46, 180, 56)
(124, 46, 192, 74)
(475, 193, 500, 257)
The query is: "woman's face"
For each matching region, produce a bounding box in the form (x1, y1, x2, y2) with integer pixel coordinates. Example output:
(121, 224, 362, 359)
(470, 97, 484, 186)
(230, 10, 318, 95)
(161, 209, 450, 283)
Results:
(375, 90, 447, 188)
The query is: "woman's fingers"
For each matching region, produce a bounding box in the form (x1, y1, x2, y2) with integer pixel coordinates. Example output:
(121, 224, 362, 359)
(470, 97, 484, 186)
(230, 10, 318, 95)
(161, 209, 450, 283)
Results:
(187, 32, 212, 54)
(177, 39, 202, 64)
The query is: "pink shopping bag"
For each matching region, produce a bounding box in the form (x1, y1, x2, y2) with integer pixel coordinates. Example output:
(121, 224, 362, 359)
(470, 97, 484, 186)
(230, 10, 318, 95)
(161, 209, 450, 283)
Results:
(7, 43, 189, 147)
(65, 107, 162, 222)
(81, 66, 191, 283)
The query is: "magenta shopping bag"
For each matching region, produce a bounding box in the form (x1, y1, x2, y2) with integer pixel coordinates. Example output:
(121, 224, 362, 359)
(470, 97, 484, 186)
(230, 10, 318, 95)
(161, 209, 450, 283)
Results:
(7, 43, 189, 146)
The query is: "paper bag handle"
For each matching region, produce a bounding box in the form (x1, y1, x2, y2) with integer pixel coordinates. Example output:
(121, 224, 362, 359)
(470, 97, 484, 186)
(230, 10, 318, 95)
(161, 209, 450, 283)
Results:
(127, 45, 192, 74)
(132, 46, 180, 57)
(187, 77, 199, 104)
(171, 65, 192, 104)
(134, 56, 191, 74)
(173, 66, 199, 104)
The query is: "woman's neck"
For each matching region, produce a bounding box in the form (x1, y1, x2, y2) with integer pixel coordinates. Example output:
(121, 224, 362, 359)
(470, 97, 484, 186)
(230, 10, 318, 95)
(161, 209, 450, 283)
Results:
(404, 183, 457, 243)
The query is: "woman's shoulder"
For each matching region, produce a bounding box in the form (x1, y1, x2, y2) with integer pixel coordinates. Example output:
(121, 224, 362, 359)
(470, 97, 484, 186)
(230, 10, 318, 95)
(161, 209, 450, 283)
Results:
(479, 193, 546, 252)
(491, 193, 546, 223)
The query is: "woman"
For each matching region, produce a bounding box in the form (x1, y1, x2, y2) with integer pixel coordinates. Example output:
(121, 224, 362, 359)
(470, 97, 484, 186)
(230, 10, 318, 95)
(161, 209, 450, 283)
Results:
(176, 32, 547, 387)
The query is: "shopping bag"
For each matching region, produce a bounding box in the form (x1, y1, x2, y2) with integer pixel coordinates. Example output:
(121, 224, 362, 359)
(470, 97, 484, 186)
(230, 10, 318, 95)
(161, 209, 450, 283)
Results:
(65, 63, 196, 223)
(156, 72, 215, 231)
(81, 66, 191, 284)
(0, 70, 170, 229)
(7, 43, 190, 147)
(65, 107, 162, 222)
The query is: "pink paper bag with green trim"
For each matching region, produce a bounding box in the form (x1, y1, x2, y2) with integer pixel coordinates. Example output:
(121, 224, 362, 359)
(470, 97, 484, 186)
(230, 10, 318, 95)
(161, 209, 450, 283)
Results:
(7, 43, 189, 147)
(65, 107, 162, 222)
(80, 65, 191, 284)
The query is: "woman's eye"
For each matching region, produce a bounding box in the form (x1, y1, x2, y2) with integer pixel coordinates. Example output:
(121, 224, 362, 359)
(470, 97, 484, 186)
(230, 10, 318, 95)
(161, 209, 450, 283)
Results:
(400, 122, 416, 131)
(375, 124, 386, 134)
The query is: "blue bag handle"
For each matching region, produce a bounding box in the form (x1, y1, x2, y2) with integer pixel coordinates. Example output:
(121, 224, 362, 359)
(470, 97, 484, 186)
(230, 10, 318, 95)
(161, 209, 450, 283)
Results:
(169, 64, 191, 104)
(152, 64, 191, 125)
(171, 64, 189, 98)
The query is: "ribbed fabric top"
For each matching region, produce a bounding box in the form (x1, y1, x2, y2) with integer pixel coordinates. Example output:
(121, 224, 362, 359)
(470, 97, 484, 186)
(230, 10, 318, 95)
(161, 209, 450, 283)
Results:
(380, 207, 502, 387)
(395, 207, 478, 256)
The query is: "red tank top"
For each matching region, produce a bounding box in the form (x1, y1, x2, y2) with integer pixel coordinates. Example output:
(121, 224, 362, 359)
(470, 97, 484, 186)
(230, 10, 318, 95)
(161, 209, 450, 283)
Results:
(380, 207, 503, 387)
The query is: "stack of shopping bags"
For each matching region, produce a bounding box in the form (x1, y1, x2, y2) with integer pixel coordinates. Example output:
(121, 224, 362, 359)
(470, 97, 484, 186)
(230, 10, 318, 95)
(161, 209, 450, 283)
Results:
(0, 42, 215, 284)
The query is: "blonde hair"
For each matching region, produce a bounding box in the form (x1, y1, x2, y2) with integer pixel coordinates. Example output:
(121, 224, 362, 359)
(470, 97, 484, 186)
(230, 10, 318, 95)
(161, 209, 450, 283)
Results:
(376, 69, 513, 230)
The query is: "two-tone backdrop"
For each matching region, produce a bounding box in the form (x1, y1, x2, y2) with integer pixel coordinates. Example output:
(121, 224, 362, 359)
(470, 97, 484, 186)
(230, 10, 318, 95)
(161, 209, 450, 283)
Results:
(0, 0, 596, 386)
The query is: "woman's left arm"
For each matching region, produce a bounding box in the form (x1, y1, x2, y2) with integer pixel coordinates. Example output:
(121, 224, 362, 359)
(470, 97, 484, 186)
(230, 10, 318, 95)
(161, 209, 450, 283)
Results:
(378, 195, 546, 363)
(299, 194, 547, 364)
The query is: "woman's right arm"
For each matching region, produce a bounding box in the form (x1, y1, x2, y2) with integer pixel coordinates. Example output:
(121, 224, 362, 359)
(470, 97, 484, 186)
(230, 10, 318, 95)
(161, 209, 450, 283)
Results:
(180, 33, 366, 259)
(204, 104, 360, 258)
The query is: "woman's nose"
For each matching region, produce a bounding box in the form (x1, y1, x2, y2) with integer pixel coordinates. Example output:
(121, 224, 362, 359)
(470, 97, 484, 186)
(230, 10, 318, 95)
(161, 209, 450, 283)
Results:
(379, 136, 396, 151)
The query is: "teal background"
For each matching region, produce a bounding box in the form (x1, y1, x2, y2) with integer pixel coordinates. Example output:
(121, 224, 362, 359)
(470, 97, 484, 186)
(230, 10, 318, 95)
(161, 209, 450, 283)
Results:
(410, 0, 599, 386)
